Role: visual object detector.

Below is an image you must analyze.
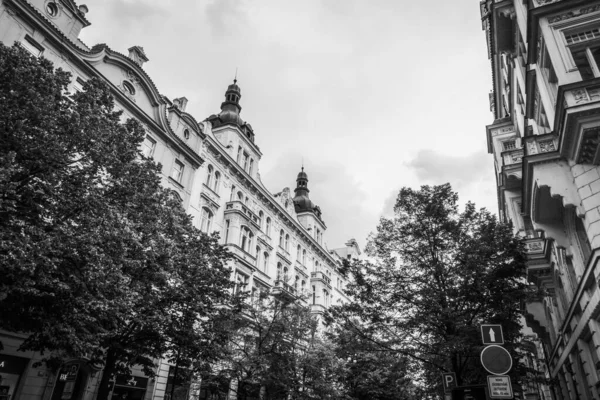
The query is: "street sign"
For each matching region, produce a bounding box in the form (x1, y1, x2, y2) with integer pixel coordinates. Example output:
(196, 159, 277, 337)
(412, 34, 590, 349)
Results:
(442, 372, 457, 393)
(481, 345, 513, 375)
(487, 375, 513, 398)
(481, 324, 504, 345)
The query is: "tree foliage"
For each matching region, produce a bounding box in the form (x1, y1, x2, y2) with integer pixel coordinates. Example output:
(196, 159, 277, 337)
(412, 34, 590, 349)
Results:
(327, 184, 534, 396)
(0, 43, 233, 400)
(204, 293, 347, 400)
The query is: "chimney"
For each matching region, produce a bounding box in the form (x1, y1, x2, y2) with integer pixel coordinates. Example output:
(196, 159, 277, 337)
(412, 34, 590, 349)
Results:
(173, 97, 189, 112)
(127, 46, 149, 67)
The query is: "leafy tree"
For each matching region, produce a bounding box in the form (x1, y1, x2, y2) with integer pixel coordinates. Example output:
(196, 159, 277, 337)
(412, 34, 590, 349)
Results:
(204, 291, 346, 400)
(327, 184, 534, 397)
(0, 43, 233, 400)
(325, 321, 415, 400)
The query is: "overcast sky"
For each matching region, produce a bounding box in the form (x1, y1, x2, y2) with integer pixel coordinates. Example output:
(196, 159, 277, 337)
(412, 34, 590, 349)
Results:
(80, 0, 495, 251)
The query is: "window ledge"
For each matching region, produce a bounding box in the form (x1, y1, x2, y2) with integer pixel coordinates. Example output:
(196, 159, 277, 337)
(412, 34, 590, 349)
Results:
(169, 176, 184, 189)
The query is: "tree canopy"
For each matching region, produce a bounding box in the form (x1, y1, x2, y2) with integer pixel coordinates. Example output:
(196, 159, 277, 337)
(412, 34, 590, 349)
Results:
(0, 43, 233, 400)
(327, 184, 534, 396)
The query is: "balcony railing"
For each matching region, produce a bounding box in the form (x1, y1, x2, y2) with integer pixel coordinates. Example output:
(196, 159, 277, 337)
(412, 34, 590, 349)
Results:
(502, 149, 523, 167)
(311, 271, 331, 286)
(225, 243, 256, 265)
(224, 201, 260, 227)
(272, 278, 296, 300)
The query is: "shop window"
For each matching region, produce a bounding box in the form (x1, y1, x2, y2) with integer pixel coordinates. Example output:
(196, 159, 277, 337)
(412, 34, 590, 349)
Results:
(110, 374, 149, 400)
(165, 366, 192, 400)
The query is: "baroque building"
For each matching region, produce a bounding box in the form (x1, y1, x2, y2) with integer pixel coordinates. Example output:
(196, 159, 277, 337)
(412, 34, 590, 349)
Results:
(481, 0, 600, 399)
(0, 1, 359, 400)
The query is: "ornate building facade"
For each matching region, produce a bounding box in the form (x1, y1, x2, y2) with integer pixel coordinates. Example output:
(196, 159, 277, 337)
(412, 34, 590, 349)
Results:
(0, 1, 359, 400)
(481, 0, 600, 399)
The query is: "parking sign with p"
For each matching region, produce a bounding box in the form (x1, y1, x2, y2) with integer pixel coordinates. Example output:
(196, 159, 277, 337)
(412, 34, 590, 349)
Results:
(442, 372, 457, 393)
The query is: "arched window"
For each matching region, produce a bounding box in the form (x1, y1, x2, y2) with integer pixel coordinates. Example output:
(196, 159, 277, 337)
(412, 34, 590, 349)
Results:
(302, 249, 307, 265)
(245, 196, 249, 205)
(249, 158, 254, 175)
(277, 262, 283, 280)
(256, 246, 261, 267)
(205, 165, 213, 187)
(258, 211, 264, 230)
(237, 191, 244, 201)
(237, 146, 242, 163)
(295, 276, 299, 291)
(297, 245, 301, 261)
(285, 234, 290, 252)
(200, 207, 213, 233)
(230, 185, 236, 201)
(279, 230, 285, 247)
(301, 280, 306, 294)
(283, 266, 288, 281)
(263, 252, 269, 273)
(240, 226, 253, 252)
(224, 220, 230, 243)
(312, 285, 316, 305)
(323, 290, 329, 306)
(266, 218, 271, 237)
(213, 171, 221, 193)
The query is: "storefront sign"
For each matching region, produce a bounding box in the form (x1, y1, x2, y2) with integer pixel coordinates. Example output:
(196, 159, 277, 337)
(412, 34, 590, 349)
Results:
(0, 354, 29, 375)
(114, 375, 148, 389)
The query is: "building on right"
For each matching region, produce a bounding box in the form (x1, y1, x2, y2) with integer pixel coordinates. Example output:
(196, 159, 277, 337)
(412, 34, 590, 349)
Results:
(481, 1, 600, 399)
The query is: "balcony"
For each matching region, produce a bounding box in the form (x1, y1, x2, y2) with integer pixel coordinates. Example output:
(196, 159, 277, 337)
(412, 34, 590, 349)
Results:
(311, 271, 331, 287)
(523, 235, 553, 290)
(310, 304, 326, 315)
(225, 243, 256, 267)
(556, 81, 600, 165)
(271, 278, 296, 300)
(224, 201, 260, 227)
(524, 133, 558, 156)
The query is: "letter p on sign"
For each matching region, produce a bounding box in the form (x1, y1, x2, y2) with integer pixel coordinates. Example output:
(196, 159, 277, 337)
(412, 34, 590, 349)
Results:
(442, 372, 457, 393)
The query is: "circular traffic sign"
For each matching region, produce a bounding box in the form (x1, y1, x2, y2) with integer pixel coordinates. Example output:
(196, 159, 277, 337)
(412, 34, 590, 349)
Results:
(480, 345, 512, 375)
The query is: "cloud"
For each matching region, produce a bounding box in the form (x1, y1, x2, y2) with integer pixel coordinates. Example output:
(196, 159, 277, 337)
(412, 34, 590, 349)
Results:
(402, 149, 498, 213)
(260, 151, 378, 251)
(406, 150, 490, 189)
(205, 0, 248, 38)
(108, 0, 164, 22)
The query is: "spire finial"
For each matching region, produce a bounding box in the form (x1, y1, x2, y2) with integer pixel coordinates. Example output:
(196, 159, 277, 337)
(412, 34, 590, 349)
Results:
(302, 157, 304, 172)
(234, 67, 238, 84)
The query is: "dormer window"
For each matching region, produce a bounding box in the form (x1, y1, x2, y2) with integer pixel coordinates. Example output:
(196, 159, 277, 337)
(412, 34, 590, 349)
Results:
(45, 2, 59, 17)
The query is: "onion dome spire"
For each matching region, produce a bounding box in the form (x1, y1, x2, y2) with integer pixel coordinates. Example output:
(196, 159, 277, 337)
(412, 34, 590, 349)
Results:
(218, 79, 243, 126)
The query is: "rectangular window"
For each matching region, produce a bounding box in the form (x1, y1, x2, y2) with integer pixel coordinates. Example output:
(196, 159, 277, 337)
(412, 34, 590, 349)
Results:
(72, 77, 85, 93)
(243, 153, 249, 171)
(171, 160, 184, 183)
(502, 140, 516, 151)
(141, 135, 156, 158)
(565, 25, 600, 80)
(21, 35, 44, 57)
